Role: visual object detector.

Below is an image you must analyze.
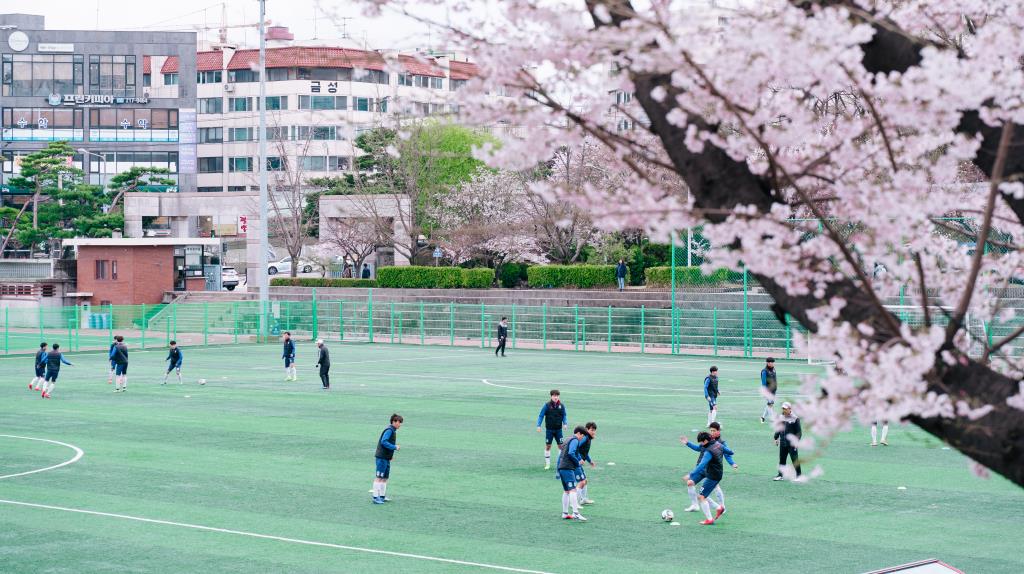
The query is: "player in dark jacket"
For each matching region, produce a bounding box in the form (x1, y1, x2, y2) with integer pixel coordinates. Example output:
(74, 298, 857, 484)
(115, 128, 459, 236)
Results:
(704, 366, 720, 425)
(684, 432, 734, 525)
(110, 335, 129, 393)
(575, 422, 598, 505)
(761, 357, 778, 423)
(315, 339, 330, 389)
(40, 344, 73, 399)
(30, 342, 48, 391)
(495, 317, 509, 357)
(162, 340, 184, 385)
(557, 426, 589, 521)
(536, 389, 567, 469)
(372, 414, 403, 504)
(774, 402, 803, 481)
(282, 331, 297, 381)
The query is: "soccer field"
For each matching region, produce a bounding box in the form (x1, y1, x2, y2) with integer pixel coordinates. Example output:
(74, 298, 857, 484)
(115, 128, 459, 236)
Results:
(2, 342, 1022, 573)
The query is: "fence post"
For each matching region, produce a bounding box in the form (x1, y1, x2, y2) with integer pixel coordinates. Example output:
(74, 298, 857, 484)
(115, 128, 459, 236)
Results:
(38, 304, 43, 343)
(480, 303, 486, 348)
(581, 318, 586, 352)
(108, 303, 114, 344)
(3, 306, 7, 354)
(141, 303, 147, 349)
(511, 303, 517, 349)
(390, 302, 395, 344)
(67, 318, 73, 350)
(203, 302, 209, 346)
(367, 289, 374, 343)
(173, 303, 178, 342)
(670, 230, 676, 355)
(339, 301, 345, 342)
(574, 305, 580, 351)
(398, 311, 403, 344)
(640, 305, 646, 353)
(607, 306, 612, 353)
(742, 266, 749, 358)
(312, 288, 319, 342)
(419, 301, 425, 345)
(542, 303, 547, 350)
(165, 305, 170, 344)
(785, 313, 791, 359)
(449, 302, 454, 346)
(75, 305, 81, 351)
(233, 301, 239, 344)
(713, 307, 718, 356)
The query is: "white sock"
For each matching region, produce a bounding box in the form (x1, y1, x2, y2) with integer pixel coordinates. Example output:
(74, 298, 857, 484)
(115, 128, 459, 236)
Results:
(687, 485, 698, 506)
(177, 371, 182, 384)
(700, 499, 713, 520)
(871, 425, 878, 443)
(708, 498, 721, 510)
(372, 482, 381, 497)
(544, 451, 551, 463)
(711, 407, 717, 422)
(881, 424, 889, 442)
(569, 490, 580, 513)
(580, 485, 588, 501)
(380, 483, 387, 498)
(562, 492, 569, 514)
(714, 486, 725, 508)
(46, 382, 54, 394)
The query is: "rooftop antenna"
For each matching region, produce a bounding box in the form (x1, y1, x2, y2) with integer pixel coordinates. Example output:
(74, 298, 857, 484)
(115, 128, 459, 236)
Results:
(312, 7, 318, 39)
(338, 17, 353, 39)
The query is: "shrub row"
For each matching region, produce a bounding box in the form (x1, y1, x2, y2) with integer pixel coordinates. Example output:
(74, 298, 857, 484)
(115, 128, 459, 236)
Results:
(270, 277, 377, 287)
(527, 265, 617, 288)
(376, 266, 495, 288)
(644, 266, 740, 287)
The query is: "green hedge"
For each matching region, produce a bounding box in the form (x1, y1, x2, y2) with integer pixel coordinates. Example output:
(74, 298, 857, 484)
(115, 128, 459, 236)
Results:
(461, 268, 495, 288)
(644, 266, 738, 287)
(527, 265, 616, 288)
(270, 277, 377, 287)
(498, 263, 530, 288)
(376, 266, 463, 288)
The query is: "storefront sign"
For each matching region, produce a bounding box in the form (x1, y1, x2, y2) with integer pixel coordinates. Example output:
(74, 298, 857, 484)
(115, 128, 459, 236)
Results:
(38, 43, 75, 53)
(177, 108, 197, 175)
(46, 93, 150, 106)
(238, 216, 249, 234)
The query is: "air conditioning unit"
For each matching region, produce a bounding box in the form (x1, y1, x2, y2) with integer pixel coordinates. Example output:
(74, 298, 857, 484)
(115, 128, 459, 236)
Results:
(224, 83, 235, 92)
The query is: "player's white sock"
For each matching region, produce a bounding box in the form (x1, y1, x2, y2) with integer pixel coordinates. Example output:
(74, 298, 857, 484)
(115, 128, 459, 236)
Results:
(177, 371, 182, 384)
(871, 424, 877, 444)
(708, 498, 720, 510)
(711, 407, 717, 423)
(881, 424, 889, 442)
(580, 485, 588, 501)
(381, 483, 387, 498)
(544, 450, 551, 463)
(763, 404, 773, 420)
(292, 366, 298, 379)
(700, 499, 713, 521)
(569, 490, 580, 513)
(562, 492, 569, 514)
(713, 486, 725, 508)
(687, 485, 698, 506)
(45, 382, 54, 395)
(372, 482, 381, 497)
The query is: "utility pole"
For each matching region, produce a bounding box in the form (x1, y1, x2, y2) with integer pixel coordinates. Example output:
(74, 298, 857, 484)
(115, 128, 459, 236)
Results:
(257, 0, 270, 339)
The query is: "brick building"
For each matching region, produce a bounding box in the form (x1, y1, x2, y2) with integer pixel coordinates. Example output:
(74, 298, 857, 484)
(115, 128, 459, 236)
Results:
(63, 237, 220, 306)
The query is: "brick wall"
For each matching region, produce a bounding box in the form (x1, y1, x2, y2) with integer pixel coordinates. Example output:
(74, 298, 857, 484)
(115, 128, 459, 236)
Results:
(76, 246, 175, 306)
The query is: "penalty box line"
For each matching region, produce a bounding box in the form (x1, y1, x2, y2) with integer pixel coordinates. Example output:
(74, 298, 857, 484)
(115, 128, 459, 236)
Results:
(0, 499, 557, 574)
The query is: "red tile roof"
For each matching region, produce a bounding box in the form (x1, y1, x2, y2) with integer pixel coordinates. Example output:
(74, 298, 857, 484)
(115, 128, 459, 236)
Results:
(197, 51, 224, 72)
(448, 60, 480, 81)
(142, 56, 151, 74)
(160, 56, 179, 74)
(399, 55, 445, 78)
(226, 46, 386, 71)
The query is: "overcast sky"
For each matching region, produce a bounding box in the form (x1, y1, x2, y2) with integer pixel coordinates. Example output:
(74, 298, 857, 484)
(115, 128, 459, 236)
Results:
(12, 0, 442, 52)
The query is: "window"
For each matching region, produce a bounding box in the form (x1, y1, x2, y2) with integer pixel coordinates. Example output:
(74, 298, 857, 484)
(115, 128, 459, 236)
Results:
(228, 157, 252, 172)
(398, 73, 412, 87)
(265, 126, 288, 141)
(88, 55, 136, 97)
(298, 95, 346, 110)
(615, 91, 633, 106)
(198, 157, 223, 173)
(228, 97, 252, 112)
(228, 127, 254, 141)
(41, 284, 55, 297)
(431, 77, 443, 89)
(329, 156, 349, 171)
(228, 69, 259, 83)
(2, 54, 85, 97)
(353, 68, 388, 84)
(198, 127, 222, 143)
(95, 260, 108, 280)
(266, 156, 284, 171)
(430, 103, 446, 115)
(450, 79, 467, 91)
(87, 108, 178, 142)
(111, 260, 118, 280)
(82, 151, 178, 179)
(142, 74, 151, 87)
(163, 73, 178, 85)
(263, 96, 287, 110)
(198, 98, 223, 114)
(197, 70, 222, 84)
(354, 97, 372, 112)
(3, 107, 85, 141)
(267, 68, 291, 81)
(300, 156, 326, 171)
(197, 186, 223, 193)
(227, 185, 247, 192)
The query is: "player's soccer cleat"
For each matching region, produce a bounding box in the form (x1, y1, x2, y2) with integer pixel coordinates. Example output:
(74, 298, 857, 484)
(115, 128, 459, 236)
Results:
(880, 440, 888, 446)
(571, 513, 587, 522)
(760, 416, 765, 423)
(562, 513, 572, 520)
(29, 382, 33, 390)
(700, 519, 715, 526)
(715, 506, 725, 519)
(581, 499, 595, 505)
(372, 496, 385, 504)
(870, 441, 878, 446)
(683, 504, 699, 512)
(773, 474, 784, 481)
(544, 462, 550, 470)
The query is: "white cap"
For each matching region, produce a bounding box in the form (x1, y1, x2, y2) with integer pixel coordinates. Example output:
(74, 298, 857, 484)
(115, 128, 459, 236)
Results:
(781, 401, 792, 409)
(316, 339, 324, 345)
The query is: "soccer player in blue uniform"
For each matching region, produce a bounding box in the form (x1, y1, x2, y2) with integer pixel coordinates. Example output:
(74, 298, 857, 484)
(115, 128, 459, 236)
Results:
(537, 389, 567, 469)
(282, 331, 297, 381)
(30, 342, 48, 391)
(575, 422, 597, 505)
(162, 340, 183, 385)
(761, 357, 778, 423)
(704, 366, 720, 425)
(110, 335, 129, 392)
(372, 414, 403, 504)
(40, 343, 73, 399)
(107, 341, 117, 385)
(680, 422, 736, 515)
(683, 431, 732, 525)
(557, 425, 588, 521)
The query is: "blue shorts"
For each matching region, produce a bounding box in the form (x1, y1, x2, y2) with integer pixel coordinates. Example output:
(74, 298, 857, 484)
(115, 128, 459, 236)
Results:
(700, 479, 720, 498)
(114, 363, 128, 376)
(574, 466, 587, 482)
(707, 398, 717, 410)
(689, 471, 706, 485)
(35, 366, 45, 377)
(558, 469, 577, 491)
(544, 429, 563, 446)
(167, 364, 180, 373)
(109, 360, 116, 370)
(284, 357, 294, 367)
(375, 457, 391, 479)
(44, 370, 59, 382)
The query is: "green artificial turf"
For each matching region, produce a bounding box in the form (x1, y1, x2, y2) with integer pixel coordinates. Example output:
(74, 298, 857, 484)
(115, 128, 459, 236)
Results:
(1, 342, 1021, 573)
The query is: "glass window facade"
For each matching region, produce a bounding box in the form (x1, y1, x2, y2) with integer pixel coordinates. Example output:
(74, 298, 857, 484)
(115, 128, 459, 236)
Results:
(87, 108, 178, 142)
(2, 54, 85, 97)
(88, 55, 136, 97)
(198, 157, 223, 173)
(298, 95, 346, 110)
(228, 157, 252, 172)
(197, 71, 222, 84)
(2, 107, 85, 141)
(198, 127, 222, 143)
(198, 98, 223, 114)
(228, 97, 252, 112)
(163, 73, 179, 85)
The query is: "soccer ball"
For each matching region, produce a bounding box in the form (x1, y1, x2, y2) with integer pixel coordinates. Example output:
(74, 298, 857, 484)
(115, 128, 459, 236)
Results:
(661, 509, 674, 522)
(198, 379, 206, 386)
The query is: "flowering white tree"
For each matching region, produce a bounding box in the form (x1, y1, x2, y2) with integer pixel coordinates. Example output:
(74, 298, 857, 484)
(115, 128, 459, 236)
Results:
(357, 0, 1024, 485)
(430, 168, 546, 266)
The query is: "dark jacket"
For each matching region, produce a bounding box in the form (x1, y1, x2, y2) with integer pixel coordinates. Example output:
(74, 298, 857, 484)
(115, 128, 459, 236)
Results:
(361, 266, 371, 279)
(316, 345, 330, 369)
(497, 323, 508, 339)
(775, 416, 802, 447)
(282, 339, 295, 359)
(111, 342, 128, 365)
(375, 425, 398, 460)
(615, 262, 628, 279)
(557, 436, 585, 471)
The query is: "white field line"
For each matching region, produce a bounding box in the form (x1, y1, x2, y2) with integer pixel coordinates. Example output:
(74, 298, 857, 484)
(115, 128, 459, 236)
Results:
(0, 499, 557, 574)
(0, 435, 84, 480)
(479, 378, 738, 398)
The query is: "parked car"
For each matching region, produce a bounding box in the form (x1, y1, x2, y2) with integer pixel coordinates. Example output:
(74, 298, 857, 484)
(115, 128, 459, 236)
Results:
(221, 267, 240, 291)
(267, 257, 314, 275)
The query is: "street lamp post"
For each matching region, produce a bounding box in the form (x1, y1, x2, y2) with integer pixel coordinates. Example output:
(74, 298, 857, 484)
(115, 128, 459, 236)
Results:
(256, 0, 270, 340)
(76, 148, 107, 191)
